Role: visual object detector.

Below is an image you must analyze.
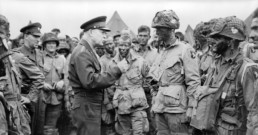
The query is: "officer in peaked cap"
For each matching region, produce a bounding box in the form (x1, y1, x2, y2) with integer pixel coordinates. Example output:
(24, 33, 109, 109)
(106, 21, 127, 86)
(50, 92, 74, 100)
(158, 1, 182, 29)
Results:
(15, 22, 45, 135)
(20, 22, 42, 37)
(80, 16, 110, 32)
(69, 16, 128, 135)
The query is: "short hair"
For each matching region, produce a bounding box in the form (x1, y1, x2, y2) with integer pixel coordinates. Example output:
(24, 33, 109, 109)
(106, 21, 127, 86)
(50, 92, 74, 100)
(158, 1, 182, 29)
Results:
(175, 31, 184, 41)
(138, 25, 150, 34)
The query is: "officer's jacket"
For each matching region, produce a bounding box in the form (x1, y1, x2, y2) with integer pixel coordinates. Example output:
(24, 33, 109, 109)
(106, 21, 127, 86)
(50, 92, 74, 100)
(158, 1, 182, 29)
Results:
(149, 40, 201, 113)
(16, 45, 44, 71)
(43, 52, 66, 105)
(64, 54, 73, 104)
(112, 52, 149, 114)
(204, 53, 258, 132)
(100, 51, 117, 72)
(69, 39, 122, 102)
(11, 50, 45, 103)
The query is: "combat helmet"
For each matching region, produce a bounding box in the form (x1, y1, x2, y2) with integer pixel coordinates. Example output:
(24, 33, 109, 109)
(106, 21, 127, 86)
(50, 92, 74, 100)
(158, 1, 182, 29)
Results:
(209, 16, 246, 41)
(41, 32, 59, 48)
(152, 10, 180, 29)
(0, 14, 10, 37)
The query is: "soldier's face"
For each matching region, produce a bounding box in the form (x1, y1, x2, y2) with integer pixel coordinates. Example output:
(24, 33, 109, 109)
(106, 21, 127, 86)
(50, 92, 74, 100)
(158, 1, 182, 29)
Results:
(104, 42, 115, 54)
(211, 35, 229, 55)
(118, 42, 130, 58)
(114, 36, 120, 46)
(96, 47, 105, 57)
(25, 34, 40, 49)
(249, 18, 258, 45)
(156, 27, 172, 41)
(137, 31, 150, 46)
(45, 41, 57, 53)
(91, 29, 107, 46)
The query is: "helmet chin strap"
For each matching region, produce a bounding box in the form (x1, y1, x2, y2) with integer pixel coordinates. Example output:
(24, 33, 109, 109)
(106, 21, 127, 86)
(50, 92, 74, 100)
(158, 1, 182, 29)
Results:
(229, 39, 236, 55)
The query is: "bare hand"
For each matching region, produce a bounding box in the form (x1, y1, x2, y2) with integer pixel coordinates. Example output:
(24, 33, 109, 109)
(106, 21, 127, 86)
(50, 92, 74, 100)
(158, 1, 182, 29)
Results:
(44, 83, 53, 91)
(65, 101, 72, 112)
(21, 96, 31, 104)
(55, 80, 64, 92)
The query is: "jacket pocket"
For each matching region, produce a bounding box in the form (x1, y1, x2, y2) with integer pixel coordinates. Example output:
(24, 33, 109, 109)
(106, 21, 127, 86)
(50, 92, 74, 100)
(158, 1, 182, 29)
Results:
(117, 90, 132, 114)
(130, 87, 148, 108)
(165, 61, 182, 77)
(126, 68, 142, 84)
(160, 85, 184, 107)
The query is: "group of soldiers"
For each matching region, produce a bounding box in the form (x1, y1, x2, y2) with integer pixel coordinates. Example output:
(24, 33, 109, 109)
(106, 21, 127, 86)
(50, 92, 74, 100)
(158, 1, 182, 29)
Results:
(1, 8, 258, 135)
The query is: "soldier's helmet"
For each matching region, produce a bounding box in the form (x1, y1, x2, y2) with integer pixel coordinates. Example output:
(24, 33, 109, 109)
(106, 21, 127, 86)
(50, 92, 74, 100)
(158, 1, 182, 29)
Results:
(57, 42, 70, 52)
(209, 16, 246, 41)
(151, 10, 180, 29)
(41, 32, 59, 47)
(0, 14, 10, 37)
(194, 18, 220, 50)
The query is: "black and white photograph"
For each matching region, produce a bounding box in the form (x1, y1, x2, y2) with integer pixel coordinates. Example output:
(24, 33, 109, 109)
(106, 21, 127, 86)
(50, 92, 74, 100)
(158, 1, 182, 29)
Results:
(1, 0, 258, 135)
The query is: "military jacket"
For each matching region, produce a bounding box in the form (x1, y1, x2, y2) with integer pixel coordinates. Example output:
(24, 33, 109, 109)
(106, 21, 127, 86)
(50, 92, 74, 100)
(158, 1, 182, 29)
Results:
(149, 40, 201, 113)
(43, 52, 66, 105)
(16, 45, 44, 71)
(112, 52, 149, 114)
(12, 50, 44, 102)
(204, 53, 258, 132)
(131, 45, 158, 67)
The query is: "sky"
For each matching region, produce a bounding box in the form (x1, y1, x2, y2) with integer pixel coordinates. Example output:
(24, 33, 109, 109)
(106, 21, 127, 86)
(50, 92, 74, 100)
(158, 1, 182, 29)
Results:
(0, 0, 258, 39)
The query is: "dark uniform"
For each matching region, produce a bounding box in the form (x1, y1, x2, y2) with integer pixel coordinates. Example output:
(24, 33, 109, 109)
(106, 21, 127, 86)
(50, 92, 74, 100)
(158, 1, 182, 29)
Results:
(69, 16, 122, 135)
(16, 22, 45, 135)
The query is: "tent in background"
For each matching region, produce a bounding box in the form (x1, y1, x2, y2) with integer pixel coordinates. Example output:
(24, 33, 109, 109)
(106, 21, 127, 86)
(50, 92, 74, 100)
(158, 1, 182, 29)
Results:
(107, 11, 136, 37)
(245, 8, 258, 35)
(184, 25, 195, 46)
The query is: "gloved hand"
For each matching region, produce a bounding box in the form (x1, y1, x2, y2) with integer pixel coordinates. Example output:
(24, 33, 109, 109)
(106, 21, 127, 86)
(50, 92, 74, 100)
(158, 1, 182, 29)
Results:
(44, 83, 53, 91)
(117, 58, 130, 73)
(55, 80, 65, 92)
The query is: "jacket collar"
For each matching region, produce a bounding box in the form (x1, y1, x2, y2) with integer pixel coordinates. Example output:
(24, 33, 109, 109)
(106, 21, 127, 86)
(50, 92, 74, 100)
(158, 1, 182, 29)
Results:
(113, 51, 137, 64)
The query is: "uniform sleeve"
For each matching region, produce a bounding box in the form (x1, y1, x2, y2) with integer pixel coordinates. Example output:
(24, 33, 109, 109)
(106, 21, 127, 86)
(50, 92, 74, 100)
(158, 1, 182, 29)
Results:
(75, 51, 122, 90)
(16, 56, 45, 102)
(182, 47, 201, 105)
(63, 55, 73, 102)
(242, 65, 258, 133)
